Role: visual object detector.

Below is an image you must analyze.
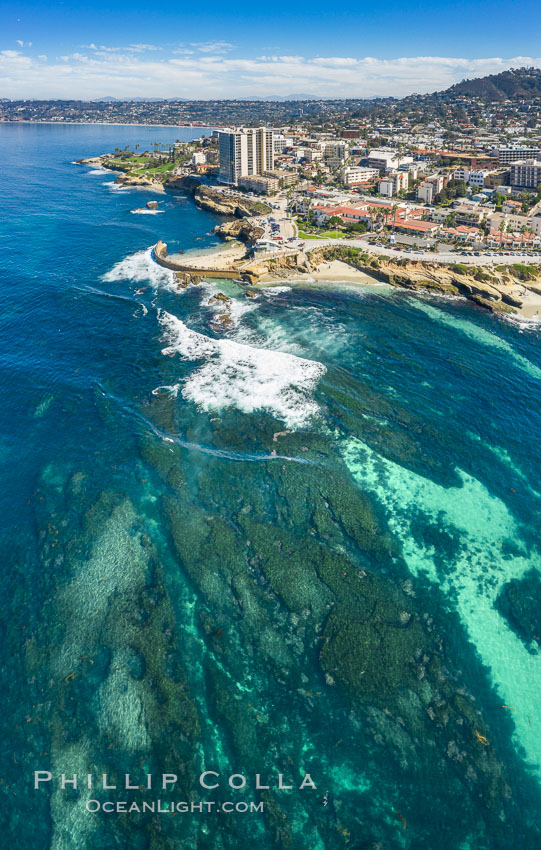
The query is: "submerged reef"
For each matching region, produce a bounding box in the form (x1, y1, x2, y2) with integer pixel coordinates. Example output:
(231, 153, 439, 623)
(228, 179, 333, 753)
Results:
(133, 389, 541, 849)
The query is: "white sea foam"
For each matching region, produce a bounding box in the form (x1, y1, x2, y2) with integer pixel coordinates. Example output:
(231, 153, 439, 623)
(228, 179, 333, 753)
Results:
(88, 168, 109, 175)
(158, 309, 326, 427)
(236, 308, 347, 360)
(342, 435, 541, 776)
(130, 208, 164, 215)
(102, 247, 176, 290)
(261, 286, 292, 296)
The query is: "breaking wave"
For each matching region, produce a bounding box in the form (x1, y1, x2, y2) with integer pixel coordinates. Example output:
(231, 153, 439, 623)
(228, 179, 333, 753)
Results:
(102, 248, 176, 290)
(157, 309, 326, 427)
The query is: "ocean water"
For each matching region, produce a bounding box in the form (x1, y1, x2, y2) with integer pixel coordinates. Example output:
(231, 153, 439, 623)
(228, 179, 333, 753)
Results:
(0, 123, 541, 850)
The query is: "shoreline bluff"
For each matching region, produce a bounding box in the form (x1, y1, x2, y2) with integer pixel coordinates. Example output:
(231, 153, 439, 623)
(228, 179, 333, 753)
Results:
(75, 154, 541, 321)
(153, 240, 541, 321)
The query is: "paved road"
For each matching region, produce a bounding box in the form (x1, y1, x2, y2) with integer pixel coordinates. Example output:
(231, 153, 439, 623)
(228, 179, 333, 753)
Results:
(314, 237, 541, 265)
(257, 233, 541, 266)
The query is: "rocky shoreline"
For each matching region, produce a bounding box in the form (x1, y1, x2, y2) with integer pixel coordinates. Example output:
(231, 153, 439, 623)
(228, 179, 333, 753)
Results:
(243, 246, 541, 320)
(76, 155, 541, 320)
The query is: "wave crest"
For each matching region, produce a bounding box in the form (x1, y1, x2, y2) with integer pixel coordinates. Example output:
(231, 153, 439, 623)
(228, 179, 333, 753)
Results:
(158, 309, 326, 428)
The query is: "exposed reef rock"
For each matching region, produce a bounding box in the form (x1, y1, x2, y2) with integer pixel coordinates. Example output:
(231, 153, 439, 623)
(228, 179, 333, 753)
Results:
(114, 173, 161, 189)
(208, 292, 232, 306)
(213, 219, 264, 245)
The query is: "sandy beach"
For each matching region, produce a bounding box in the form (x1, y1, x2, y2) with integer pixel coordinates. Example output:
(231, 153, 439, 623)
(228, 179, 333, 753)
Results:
(309, 259, 382, 284)
(170, 240, 247, 269)
(515, 289, 541, 320)
(258, 259, 384, 286)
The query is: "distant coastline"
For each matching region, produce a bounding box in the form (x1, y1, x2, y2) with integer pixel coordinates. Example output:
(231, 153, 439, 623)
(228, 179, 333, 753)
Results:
(0, 120, 223, 128)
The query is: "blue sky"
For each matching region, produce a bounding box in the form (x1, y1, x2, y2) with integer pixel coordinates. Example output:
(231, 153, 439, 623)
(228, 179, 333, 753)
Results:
(1, 0, 540, 98)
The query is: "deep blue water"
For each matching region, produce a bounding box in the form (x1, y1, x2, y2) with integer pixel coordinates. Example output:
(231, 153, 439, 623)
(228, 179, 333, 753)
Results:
(1, 123, 541, 850)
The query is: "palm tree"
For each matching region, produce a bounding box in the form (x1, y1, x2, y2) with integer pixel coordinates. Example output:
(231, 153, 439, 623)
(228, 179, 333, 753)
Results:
(391, 203, 399, 234)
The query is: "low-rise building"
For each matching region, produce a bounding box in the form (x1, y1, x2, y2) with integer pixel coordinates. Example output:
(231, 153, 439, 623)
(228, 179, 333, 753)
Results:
(440, 224, 482, 242)
(502, 199, 523, 214)
(483, 169, 509, 189)
(453, 167, 470, 183)
(264, 169, 298, 188)
(341, 166, 379, 186)
(367, 148, 413, 173)
(395, 220, 441, 237)
(238, 174, 280, 194)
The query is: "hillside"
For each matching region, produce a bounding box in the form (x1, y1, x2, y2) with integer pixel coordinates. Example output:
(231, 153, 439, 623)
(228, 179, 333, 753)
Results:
(442, 67, 541, 100)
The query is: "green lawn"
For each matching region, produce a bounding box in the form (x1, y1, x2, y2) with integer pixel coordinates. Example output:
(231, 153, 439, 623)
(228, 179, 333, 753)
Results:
(109, 157, 154, 167)
(132, 163, 175, 175)
(298, 228, 346, 240)
(320, 230, 346, 239)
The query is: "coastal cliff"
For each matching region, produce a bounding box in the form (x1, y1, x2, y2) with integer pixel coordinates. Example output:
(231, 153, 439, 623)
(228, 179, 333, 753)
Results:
(164, 176, 272, 218)
(212, 219, 264, 245)
(245, 246, 541, 317)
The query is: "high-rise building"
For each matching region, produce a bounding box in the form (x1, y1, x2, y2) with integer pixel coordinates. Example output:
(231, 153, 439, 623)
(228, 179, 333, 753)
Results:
(218, 128, 274, 184)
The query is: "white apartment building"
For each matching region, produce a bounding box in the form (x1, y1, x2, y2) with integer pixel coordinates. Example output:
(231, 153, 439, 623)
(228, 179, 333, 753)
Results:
(417, 181, 435, 204)
(453, 167, 470, 182)
(367, 148, 413, 173)
(498, 145, 541, 165)
(379, 171, 409, 197)
(218, 127, 274, 184)
(510, 159, 541, 189)
(273, 134, 293, 154)
(341, 166, 379, 186)
(379, 177, 395, 197)
(191, 151, 207, 166)
(468, 170, 490, 187)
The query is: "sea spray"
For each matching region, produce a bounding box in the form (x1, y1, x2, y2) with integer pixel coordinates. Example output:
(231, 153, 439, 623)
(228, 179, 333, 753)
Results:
(157, 309, 326, 427)
(102, 247, 177, 290)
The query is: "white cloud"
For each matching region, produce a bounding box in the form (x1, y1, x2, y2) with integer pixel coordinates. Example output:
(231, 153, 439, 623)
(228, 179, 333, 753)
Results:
(191, 41, 234, 54)
(0, 51, 540, 99)
(80, 43, 161, 53)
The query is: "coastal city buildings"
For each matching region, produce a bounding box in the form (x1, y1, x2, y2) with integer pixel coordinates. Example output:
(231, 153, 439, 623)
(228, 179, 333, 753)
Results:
(22, 66, 540, 258)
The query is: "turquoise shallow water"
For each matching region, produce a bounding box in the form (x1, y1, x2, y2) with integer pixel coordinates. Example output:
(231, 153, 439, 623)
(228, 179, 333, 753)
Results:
(1, 124, 541, 850)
